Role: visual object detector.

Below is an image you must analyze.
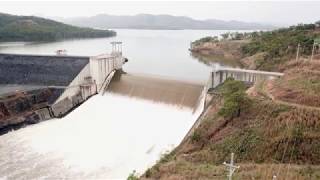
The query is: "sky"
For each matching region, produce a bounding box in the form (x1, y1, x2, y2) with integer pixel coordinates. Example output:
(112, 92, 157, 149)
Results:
(0, 1, 319, 26)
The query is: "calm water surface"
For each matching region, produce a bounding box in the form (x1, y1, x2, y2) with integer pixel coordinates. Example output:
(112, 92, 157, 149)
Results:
(0, 29, 243, 179)
(0, 29, 243, 83)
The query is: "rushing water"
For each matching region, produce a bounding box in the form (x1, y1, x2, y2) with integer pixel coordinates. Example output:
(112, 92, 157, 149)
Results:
(0, 73, 205, 179)
(0, 29, 242, 179)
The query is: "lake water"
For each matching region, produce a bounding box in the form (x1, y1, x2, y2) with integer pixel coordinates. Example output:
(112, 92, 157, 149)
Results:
(0, 29, 243, 84)
(0, 29, 242, 179)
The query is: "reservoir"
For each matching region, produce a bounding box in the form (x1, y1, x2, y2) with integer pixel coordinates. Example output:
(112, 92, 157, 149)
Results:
(0, 29, 242, 83)
(0, 29, 240, 179)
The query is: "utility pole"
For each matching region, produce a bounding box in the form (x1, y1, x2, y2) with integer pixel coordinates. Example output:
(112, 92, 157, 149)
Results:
(311, 42, 315, 61)
(296, 43, 300, 61)
(311, 40, 319, 61)
(223, 153, 240, 180)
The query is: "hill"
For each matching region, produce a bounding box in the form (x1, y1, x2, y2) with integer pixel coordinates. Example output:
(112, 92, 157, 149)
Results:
(0, 13, 116, 42)
(57, 14, 275, 30)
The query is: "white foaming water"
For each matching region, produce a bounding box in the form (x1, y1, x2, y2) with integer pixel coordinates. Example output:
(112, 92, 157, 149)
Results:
(0, 92, 204, 179)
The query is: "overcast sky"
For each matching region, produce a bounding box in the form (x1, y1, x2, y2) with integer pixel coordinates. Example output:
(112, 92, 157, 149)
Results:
(0, 1, 319, 26)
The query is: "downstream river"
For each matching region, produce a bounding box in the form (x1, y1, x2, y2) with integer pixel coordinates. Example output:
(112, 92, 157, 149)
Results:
(0, 29, 242, 179)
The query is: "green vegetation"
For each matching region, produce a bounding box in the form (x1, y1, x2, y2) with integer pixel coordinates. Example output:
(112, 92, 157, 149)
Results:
(241, 23, 319, 70)
(0, 13, 116, 42)
(221, 32, 252, 40)
(127, 170, 139, 180)
(192, 32, 252, 46)
(218, 78, 250, 118)
(192, 36, 219, 46)
(191, 21, 320, 71)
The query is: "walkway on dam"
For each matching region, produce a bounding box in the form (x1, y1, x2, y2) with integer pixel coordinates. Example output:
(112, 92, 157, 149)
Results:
(209, 66, 284, 89)
(216, 67, 284, 76)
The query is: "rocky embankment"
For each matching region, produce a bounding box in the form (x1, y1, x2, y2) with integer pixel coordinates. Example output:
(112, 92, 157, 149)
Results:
(0, 88, 62, 134)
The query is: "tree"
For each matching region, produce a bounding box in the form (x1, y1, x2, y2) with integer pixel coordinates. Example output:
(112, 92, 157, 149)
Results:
(218, 78, 250, 118)
(221, 33, 230, 40)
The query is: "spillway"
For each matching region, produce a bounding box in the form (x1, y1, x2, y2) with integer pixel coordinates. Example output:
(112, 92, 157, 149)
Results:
(0, 72, 205, 179)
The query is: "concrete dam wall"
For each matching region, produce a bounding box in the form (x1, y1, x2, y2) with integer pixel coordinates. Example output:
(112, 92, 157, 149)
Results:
(0, 52, 126, 131)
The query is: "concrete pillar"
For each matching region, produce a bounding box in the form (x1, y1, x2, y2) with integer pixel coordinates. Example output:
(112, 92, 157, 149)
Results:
(212, 72, 214, 88)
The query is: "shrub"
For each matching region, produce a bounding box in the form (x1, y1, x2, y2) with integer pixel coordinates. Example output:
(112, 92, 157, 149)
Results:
(192, 36, 219, 45)
(240, 22, 318, 70)
(127, 170, 139, 180)
(159, 151, 175, 164)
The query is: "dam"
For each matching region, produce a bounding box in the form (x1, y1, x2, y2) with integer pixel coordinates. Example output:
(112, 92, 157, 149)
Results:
(0, 43, 206, 179)
(0, 42, 126, 131)
(0, 40, 283, 179)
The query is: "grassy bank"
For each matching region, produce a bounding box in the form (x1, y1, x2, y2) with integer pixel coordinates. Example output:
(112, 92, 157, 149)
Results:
(270, 61, 320, 108)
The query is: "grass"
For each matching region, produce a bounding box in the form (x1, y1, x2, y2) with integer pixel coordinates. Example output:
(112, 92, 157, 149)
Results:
(141, 160, 320, 180)
(271, 61, 320, 107)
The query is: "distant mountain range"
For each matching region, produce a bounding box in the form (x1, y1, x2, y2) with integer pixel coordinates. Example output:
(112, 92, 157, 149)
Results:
(56, 14, 276, 30)
(0, 13, 115, 42)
